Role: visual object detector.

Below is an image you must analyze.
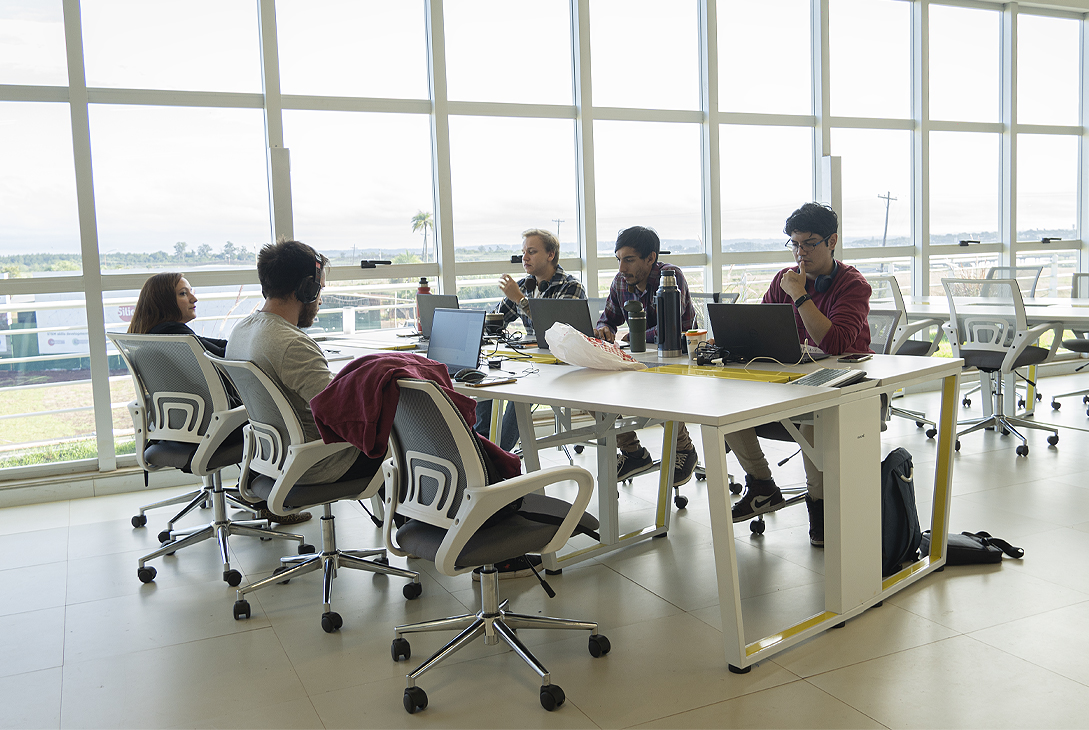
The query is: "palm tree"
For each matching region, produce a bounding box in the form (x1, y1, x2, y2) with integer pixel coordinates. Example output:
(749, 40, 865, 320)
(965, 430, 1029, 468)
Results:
(411, 211, 433, 262)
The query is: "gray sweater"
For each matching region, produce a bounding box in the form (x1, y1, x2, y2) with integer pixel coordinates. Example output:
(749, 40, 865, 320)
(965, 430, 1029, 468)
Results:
(226, 312, 358, 484)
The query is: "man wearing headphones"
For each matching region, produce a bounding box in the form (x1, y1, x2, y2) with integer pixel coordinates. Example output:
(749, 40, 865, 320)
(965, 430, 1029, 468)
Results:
(728, 203, 871, 547)
(475, 228, 586, 451)
(226, 239, 383, 489)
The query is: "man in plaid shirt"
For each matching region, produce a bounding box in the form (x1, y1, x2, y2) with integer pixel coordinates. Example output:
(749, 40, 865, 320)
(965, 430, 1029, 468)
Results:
(474, 228, 587, 453)
(593, 226, 698, 487)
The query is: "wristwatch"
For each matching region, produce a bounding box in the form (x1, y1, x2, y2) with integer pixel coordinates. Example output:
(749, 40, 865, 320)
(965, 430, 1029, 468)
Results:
(793, 293, 812, 309)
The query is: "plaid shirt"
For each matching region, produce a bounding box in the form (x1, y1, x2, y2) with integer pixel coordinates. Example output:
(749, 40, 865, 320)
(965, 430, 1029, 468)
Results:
(597, 262, 696, 344)
(492, 265, 587, 337)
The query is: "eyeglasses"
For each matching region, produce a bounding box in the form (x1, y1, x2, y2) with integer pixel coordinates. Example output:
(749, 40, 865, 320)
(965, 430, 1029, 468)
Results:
(785, 235, 831, 251)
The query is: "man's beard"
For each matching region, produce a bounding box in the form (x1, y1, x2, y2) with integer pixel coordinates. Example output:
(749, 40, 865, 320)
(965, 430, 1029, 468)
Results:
(297, 300, 320, 329)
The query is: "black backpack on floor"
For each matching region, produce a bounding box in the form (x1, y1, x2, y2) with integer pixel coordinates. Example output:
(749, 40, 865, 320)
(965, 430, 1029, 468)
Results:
(881, 447, 922, 576)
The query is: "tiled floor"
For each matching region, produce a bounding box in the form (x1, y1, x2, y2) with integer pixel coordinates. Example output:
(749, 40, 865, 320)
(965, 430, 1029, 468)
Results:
(5, 376, 1089, 729)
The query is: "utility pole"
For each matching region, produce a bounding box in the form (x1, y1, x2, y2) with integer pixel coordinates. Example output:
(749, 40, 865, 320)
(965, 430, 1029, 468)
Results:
(878, 191, 897, 247)
(552, 218, 565, 241)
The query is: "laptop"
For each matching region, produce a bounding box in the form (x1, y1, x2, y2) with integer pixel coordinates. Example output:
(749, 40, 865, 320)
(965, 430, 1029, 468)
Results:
(417, 294, 459, 339)
(426, 308, 485, 375)
(705, 303, 829, 364)
(527, 298, 595, 350)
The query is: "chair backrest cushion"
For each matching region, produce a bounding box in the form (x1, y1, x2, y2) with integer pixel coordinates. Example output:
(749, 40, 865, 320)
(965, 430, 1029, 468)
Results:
(867, 309, 902, 355)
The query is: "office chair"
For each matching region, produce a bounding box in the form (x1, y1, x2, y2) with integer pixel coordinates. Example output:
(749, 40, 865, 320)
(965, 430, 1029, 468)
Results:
(1050, 273, 1089, 415)
(866, 308, 937, 438)
(208, 355, 422, 633)
(942, 278, 1062, 456)
(864, 274, 942, 435)
(961, 266, 1046, 411)
(383, 379, 609, 714)
(108, 333, 307, 586)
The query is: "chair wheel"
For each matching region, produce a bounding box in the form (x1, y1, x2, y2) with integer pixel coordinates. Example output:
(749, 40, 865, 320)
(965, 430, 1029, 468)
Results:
(373, 555, 389, 565)
(1083, 395, 1089, 404)
(962, 397, 971, 408)
(954, 440, 961, 451)
(131, 514, 147, 528)
(1052, 401, 1061, 410)
(1000, 428, 1010, 436)
(588, 634, 611, 657)
(298, 543, 315, 554)
(321, 611, 343, 633)
(391, 637, 411, 661)
(925, 428, 937, 439)
(574, 444, 584, 454)
(1037, 392, 1043, 401)
(157, 530, 171, 543)
(273, 565, 292, 584)
(1017, 399, 1026, 409)
(1016, 444, 1029, 456)
(540, 684, 565, 711)
(750, 519, 765, 535)
(223, 569, 242, 587)
(674, 495, 688, 509)
(403, 581, 423, 600)
(1048, 434, 1059, 446)
(729, 481, 742, 494)
(233, 600, 250, 620)
(915, 421, 925, 428)
(137, 566, 156, 583)
(403, 686, 427, 714)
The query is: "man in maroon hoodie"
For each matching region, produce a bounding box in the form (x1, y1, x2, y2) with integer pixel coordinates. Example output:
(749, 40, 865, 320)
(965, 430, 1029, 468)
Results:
(727, 203, 872, 547)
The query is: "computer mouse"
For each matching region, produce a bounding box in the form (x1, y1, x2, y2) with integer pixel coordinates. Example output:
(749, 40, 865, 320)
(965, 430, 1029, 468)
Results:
(454, 368, 487, 384)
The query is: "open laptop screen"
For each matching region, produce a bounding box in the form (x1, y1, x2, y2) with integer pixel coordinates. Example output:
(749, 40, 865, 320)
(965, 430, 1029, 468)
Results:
(527, 298, 594, 349)
(706, 303, 827, 363)
(417, 294, 459, 338)
(426, 308, 485, 375)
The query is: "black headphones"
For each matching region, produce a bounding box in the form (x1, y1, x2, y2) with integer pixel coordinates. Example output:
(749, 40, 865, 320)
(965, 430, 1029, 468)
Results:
(813, 259, 840, 294)
(295, 253, 323, 304)
(524, 276, 550, 294)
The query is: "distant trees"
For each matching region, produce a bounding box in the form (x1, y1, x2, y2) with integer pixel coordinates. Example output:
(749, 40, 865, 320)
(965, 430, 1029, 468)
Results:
(411, 210, 433, 262)
(174, 242, 188, 260)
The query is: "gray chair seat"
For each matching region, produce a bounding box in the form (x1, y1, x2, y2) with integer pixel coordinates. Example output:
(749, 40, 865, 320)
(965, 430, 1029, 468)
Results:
(895, 339, 934, 357)
(247, 472, 373, 510)
(1061, 338, 1089, 354)
(961, 345, 1048, 373)
(144, 426, 245, 473)
(395, 493, 600, 567)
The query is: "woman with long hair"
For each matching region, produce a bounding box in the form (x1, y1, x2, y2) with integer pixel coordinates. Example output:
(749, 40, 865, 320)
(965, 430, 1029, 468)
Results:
(128, 272, 227, 357)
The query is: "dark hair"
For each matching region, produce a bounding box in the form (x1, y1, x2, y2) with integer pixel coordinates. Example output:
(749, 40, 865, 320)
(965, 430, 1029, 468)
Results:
(614, 226, 660, 259)
(257, 239, 329, 300)
(784, 202, 839, 239)
(128, 272, 183, 333)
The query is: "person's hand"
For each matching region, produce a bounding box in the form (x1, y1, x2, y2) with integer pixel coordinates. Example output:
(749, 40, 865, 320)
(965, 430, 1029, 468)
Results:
(499, 274, 522, 302)
(780, 261, 808, 300)
(594, 327, 615, 343)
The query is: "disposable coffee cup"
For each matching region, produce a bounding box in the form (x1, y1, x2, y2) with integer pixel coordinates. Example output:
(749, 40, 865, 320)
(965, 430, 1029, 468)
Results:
(685, 329, 707, 360)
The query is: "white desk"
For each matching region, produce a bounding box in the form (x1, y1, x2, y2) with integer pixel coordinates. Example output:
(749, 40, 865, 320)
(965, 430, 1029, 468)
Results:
(448, 354, 962, 672)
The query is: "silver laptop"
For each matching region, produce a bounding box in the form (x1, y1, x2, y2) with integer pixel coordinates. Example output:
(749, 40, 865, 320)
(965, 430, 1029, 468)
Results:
(417, 294, 459, 339)
(426, 308, 485, 375)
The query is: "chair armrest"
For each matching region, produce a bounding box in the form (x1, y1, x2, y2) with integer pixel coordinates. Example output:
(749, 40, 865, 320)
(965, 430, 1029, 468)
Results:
(942, 321, 961, 358)
(434, 465, 595, 576)
(266, 439, 361, 515)
(126, 400, 158, 473)
(1002, 321, 1063, 372)
(190, 405, 249, 476)
(891, 317, 943, 356)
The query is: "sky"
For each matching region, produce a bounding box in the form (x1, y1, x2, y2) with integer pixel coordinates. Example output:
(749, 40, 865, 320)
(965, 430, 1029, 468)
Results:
(0, 0, 1082, 261)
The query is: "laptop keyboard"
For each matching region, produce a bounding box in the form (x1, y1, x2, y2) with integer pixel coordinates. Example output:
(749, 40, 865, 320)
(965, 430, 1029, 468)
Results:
(790, 368, 867, 388)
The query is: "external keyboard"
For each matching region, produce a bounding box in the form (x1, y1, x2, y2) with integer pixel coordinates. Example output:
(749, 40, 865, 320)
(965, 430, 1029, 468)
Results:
(790, 367, 867, 388)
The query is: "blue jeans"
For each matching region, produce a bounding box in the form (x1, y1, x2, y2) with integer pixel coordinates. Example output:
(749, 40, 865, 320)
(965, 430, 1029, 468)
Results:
(474, 399, 520, 452)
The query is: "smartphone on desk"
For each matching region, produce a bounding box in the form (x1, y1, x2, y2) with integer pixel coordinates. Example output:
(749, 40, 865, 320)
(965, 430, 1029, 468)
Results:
(837, 353, 873, 363)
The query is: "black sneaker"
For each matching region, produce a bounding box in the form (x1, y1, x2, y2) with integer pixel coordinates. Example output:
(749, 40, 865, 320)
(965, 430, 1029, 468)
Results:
(805, 496, 824, 547)
(616, 447, 655, 481)
(472, 554, 542, 581)
(672, 447, 698, 487)
(731, 475, 785, 522)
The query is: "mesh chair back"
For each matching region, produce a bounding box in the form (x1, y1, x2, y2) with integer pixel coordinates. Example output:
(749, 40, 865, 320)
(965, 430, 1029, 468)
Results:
(1071, 273, 1089, 338)
(587, 297, 607, 324)
(864, 274, 908, 311)
(388, 379, 489, 529)
(207, 356, 305, 474)
(985, 266, 1042, 298)
(108, 333, 229, 442)
(867, 309, 902, 355)
(942, 278, 1027, 356)
(691, 292, 739, 330)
